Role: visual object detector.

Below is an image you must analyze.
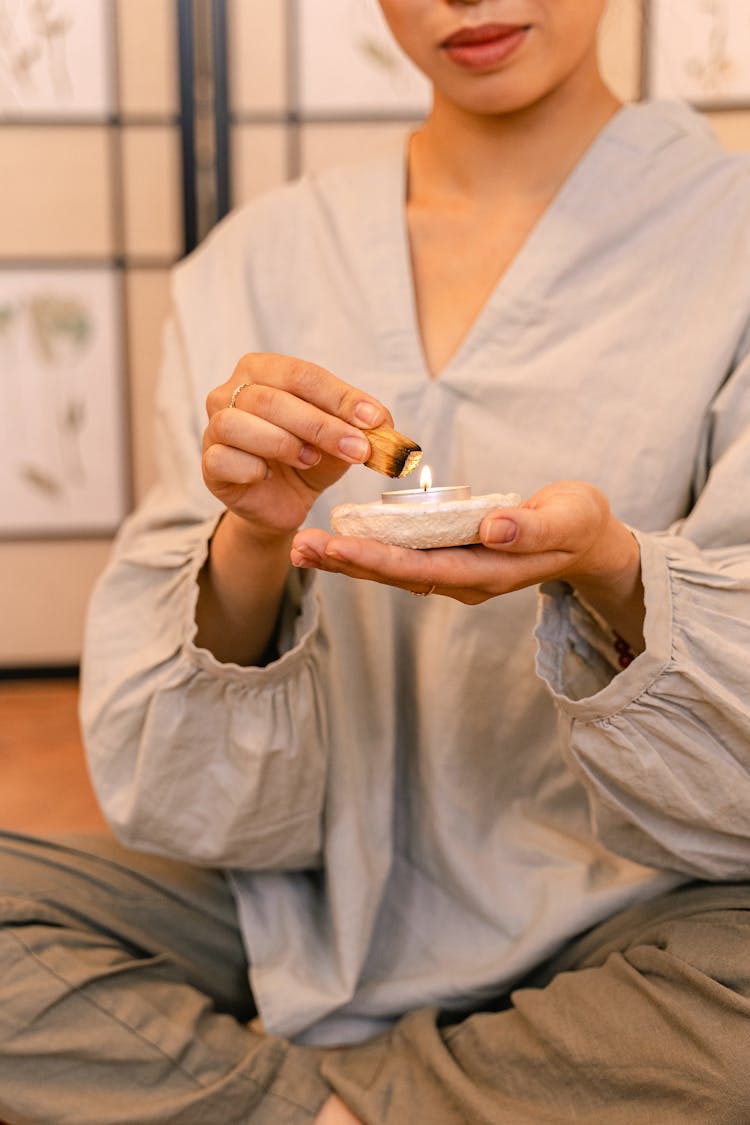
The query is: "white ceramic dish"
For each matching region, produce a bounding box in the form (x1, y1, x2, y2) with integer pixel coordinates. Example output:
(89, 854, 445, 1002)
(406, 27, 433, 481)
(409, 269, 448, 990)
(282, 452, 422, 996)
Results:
(330, 492, 521, 549)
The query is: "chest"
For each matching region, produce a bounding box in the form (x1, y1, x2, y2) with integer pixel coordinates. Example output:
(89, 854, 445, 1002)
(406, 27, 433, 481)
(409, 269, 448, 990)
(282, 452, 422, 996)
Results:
(406, 199, 548, 378)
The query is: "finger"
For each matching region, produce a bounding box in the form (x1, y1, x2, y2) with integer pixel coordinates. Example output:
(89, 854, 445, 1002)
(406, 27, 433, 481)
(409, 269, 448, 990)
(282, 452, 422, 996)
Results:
(202, 442, 269, 487)
(212, 384, 377, 466)
(480, 490, 605, 555)
(209, 403, 364, 468)
(293, 531, 487, 591)
(208, 406, 334, 470)
(292, 529, 585, 604)
(290, 529, 333, 569)
(295, 541, 435, 595)
(292, 534, 510, 605)
(292, 531, 432, 589)
(210, 353, 393, 432)
(481, 506, 568, 555)
(312, 530, 582, 594)
(291, 527, 334, 558)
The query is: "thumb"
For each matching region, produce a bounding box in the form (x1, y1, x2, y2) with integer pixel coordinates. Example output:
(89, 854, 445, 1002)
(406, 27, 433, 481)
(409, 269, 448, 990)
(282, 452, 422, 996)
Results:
(480, 506, 549, 553)
(480, 484, 609, 555)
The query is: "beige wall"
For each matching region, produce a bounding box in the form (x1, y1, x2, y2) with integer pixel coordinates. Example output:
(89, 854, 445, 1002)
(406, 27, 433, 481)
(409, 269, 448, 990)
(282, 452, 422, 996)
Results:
(2, 0, 749, 666)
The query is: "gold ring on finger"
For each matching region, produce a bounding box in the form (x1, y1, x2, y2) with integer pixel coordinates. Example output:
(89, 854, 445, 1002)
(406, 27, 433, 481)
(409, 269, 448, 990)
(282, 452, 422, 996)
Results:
(229, 381, 253, 409)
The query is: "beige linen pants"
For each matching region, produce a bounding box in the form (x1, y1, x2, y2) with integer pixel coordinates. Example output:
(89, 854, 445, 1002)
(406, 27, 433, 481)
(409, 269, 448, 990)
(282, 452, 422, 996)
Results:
(1, 831, 750, 1125)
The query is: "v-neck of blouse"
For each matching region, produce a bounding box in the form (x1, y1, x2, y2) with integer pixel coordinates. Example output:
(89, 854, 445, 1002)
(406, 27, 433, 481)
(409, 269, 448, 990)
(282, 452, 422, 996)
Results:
(372, 101, 643, 384)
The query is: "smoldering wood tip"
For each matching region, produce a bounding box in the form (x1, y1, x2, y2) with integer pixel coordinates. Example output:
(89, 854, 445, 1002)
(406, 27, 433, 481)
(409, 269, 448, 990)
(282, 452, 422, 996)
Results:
(364, 424, 422, 478)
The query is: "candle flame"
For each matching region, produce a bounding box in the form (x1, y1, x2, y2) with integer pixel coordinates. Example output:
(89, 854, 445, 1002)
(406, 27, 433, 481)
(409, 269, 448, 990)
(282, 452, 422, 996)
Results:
(419, 465, 432, 491)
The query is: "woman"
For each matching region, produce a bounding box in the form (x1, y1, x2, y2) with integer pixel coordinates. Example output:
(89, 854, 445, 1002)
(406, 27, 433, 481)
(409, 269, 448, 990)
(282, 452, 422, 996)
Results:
(2, 2, 750, 1122)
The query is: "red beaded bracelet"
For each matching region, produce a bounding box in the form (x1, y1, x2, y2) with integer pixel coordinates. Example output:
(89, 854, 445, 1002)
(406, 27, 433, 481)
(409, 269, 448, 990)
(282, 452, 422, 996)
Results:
(613, 632, 635, 669)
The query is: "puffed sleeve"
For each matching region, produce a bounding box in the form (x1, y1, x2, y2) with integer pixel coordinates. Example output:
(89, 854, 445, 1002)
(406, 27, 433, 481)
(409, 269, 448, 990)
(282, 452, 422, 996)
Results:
(535, 327, 750, 879)
(79, 310, 328, 871)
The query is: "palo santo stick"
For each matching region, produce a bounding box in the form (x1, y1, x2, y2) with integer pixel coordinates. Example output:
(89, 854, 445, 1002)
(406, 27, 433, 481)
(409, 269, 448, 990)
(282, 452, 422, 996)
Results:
(364, 424, 422, 478)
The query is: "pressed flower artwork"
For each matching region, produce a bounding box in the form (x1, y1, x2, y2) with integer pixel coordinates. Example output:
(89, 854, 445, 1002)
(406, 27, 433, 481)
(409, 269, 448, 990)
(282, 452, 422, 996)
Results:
(0, 0, 112, 118)
(646, 0, 750, 107)
(297, 0, 429, 115)
(0, 268, 127, 536)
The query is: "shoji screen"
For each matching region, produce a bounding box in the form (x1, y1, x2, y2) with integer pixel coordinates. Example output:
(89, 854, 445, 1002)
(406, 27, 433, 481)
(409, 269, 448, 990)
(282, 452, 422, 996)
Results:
(0, 0, 181, 666)
(1, 0, 748, 669)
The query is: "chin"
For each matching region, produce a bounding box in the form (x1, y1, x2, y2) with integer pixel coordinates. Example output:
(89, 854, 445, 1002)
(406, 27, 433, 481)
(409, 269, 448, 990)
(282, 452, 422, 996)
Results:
(442, 79, 552, 118)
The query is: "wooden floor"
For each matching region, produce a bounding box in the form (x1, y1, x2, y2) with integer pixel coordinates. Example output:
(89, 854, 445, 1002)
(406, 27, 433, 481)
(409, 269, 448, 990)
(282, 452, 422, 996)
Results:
(0, 679, 107, 835)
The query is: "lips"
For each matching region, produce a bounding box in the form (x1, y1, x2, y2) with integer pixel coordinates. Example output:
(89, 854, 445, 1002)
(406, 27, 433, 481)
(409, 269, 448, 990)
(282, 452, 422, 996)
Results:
(441, 23, 528, 49)
(440, 22, 530, 70)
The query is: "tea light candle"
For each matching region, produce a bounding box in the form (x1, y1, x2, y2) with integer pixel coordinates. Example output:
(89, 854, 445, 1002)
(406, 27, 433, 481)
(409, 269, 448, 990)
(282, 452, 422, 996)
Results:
(382, 466, 471, 505)
(331, 466, 521, 549)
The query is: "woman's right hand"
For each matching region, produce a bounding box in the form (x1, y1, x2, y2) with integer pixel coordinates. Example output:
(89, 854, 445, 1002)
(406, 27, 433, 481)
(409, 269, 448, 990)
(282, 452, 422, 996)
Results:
(202, 353, 392, 540)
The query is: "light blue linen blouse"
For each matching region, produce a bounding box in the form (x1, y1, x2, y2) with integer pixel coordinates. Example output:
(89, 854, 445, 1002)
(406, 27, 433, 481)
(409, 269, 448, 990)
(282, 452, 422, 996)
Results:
(81, 101, 750, 1045)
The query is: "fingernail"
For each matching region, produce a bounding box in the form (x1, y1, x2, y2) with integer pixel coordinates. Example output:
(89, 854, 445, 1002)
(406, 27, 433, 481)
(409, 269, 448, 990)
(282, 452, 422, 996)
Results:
(292, 546, 320, 565)
(353, 401, 381, 427)
(485, 518, 517, 545)
(338, 434, 370, 461)
(298, 443, 321, 467)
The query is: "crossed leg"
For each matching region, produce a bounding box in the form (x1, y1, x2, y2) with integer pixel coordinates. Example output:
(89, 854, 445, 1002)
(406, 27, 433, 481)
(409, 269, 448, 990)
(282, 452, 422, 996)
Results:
(3, 831, 750, 1125)
(321, 882, 750, 1124)
(0, 831, 328, 1125)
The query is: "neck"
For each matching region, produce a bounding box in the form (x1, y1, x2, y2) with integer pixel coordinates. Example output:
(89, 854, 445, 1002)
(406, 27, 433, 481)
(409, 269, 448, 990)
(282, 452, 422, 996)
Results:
(410, 56, 621, 210)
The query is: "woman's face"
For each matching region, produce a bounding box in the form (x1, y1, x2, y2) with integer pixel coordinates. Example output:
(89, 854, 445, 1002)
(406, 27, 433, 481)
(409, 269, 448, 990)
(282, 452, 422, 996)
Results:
(378, 0, 609, 116)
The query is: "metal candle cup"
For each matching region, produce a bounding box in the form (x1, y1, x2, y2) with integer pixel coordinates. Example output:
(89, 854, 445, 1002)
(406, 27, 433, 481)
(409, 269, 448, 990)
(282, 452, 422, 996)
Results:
(381, 484, 471, 505)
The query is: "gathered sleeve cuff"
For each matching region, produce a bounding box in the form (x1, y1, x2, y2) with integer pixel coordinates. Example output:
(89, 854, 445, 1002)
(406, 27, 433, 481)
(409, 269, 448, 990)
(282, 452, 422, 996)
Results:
(534, 529, 750, 879)
(82, 506, 329, 870)
(81, 299, 331, 871)
(183, 515, 320, 683)
(535, 529, 672, 719)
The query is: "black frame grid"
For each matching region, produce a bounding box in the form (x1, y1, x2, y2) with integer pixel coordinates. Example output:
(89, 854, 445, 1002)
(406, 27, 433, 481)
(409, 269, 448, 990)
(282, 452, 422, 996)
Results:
(178, 0, 231, 254)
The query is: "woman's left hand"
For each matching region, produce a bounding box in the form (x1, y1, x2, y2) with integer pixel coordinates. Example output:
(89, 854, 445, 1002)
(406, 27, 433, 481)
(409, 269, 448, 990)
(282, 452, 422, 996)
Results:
(292, 480, 645, 647)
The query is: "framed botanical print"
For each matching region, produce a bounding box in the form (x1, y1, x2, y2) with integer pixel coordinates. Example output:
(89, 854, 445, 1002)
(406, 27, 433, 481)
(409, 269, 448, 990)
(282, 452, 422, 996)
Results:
(0, 0, 113, 119)
(0, 267, 128, 537)
(296, 0, 430, 116)
(645, 0, 750, 109)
